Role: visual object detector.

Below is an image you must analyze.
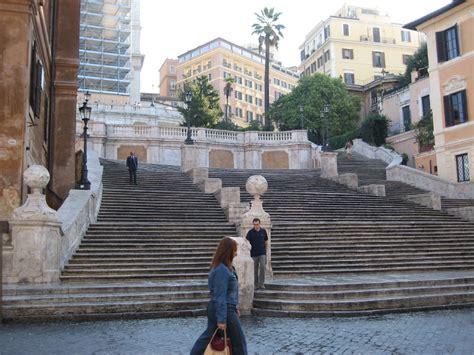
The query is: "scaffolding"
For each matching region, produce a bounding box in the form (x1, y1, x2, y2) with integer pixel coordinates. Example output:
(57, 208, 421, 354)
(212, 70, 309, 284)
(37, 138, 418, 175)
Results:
(79, 0, 132, 95)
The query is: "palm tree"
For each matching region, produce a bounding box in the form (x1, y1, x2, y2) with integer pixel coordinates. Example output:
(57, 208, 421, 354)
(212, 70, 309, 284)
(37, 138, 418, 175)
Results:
(223, 76, 234, 123)
(252, 7, 285, 130)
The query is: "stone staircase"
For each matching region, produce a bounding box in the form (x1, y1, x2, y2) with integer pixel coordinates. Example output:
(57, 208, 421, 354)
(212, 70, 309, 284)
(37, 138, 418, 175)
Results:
(209, 158, 474, 316)
(3, 160, 238, 321)
(337, 152, 474, 209)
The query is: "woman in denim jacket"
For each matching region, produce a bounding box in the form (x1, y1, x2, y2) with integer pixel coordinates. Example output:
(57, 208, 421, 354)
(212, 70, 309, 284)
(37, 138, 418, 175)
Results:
(191, 237, 248, 355)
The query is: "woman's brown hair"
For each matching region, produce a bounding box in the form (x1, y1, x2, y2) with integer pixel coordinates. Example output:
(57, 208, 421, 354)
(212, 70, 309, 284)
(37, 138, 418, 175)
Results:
(210, 237, 237, 269)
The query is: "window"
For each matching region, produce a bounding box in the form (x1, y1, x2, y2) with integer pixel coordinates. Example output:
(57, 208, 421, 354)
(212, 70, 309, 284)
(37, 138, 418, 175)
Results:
(208, 74, 212, 81)
(275, 91, 283, 100)
(401, 30, 411, 42)
(256, 113, 263, 122)
(245, 79, 253, 88)
(402, 106, 411, 131)
(436, 25, 460, 62)
(255, 83, 263, 92)
(281, 81, 287, 89)
(402, 54, 411, 65)
(421, 95, 431, 117)
(245, 94, 253, 104)
(444, 90, 468, 127)
(234, 76, 242, 84)
(343, 24, 349, 36)
(170, 80, 176, 89)
(372, 51, 385, 68)
(342, 48, 354, 59)
(324, 25, 330, 40)
(234, 91, 242, 100)
(310, 62, 317, 73)
(256, 98, 263, 107)
(223, 71, 231, 79)
(324, 50, 330, 63)
(344, 73, 355, 85)
(456, 153, 470, 182)
(273, 78, 280, 85)
(373, 27, 381, 42)
(169, 66, 176, 74)
(29, 43, 43, 118)
(246, 111, 253, 122)
(317, 56, 323, 68)
(235, 107, 243, 118)
(300, 49, 306, 61)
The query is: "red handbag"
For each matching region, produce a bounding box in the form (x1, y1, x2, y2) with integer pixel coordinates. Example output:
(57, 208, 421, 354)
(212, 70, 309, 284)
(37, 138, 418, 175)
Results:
(204, 328, 232, 355)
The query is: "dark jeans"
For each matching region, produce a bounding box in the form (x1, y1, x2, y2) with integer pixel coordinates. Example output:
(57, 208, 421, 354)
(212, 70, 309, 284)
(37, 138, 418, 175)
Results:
(190, 301, 247, 355)
(128, 169, 137, 183)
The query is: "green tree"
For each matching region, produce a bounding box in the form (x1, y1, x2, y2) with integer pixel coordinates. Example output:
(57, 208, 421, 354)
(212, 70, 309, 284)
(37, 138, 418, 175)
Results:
(252, 7, 285, 130)
(223, 76, 234, 123)
(360, 113, 389, 146)
(268, 73, 360, 144)
(177, 76, 223, 128)
(412, 111, 434, 150)
(397, 42, 428, 87)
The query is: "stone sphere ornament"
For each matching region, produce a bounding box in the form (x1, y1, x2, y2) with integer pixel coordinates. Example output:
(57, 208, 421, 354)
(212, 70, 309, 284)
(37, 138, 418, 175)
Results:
(23, 165, 50, 191)
(246, 175, 268, 199)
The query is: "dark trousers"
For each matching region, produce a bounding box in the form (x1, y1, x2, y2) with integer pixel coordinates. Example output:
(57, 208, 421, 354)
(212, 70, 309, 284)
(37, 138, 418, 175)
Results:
(128, 169, 137, 183)
(190, 301, 247, 355)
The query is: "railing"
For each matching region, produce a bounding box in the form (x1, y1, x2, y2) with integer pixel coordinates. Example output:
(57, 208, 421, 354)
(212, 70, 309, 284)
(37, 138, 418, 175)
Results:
(105, 125, 308, 145)
(360, 35, 396, 44)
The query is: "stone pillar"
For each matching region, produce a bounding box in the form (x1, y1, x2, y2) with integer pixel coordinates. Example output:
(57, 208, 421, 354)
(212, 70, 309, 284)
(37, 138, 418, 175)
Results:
(181, 144, 200, 172)
(7, 166, 62, 284)
(238, 175, 273, 278)
(320, 152, 338, 178)
(231, 236, 254, 315)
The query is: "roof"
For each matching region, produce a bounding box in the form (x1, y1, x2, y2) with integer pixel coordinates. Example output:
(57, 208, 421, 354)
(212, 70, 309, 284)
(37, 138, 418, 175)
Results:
(404, 0, 466, 30)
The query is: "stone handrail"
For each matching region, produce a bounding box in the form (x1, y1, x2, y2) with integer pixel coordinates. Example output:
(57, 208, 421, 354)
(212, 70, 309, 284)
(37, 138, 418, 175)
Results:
(386, 164, 474, 199)
(352, 139, 402, 167)
(56, 150, 103, 269)
(105, 125, 308, 145)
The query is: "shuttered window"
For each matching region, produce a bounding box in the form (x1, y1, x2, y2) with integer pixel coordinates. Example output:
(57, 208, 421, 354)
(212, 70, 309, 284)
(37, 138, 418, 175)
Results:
(436, 25, 460, 63)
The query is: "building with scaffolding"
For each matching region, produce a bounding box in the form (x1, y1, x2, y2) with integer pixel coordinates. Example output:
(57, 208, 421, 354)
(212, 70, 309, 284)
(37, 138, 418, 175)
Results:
(78, 0, 143, 102)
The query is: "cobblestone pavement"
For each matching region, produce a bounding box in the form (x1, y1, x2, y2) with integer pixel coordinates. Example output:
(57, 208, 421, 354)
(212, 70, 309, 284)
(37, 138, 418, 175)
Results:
(1, 309, 474, 354)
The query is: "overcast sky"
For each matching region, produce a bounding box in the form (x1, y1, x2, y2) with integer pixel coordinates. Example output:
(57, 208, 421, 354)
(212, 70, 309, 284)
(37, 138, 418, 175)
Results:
(139, 0, 450, 93)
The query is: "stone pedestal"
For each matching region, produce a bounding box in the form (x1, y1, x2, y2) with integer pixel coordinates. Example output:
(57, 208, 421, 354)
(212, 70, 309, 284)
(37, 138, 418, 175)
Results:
(231, 237, 254, 315)
(320, 152, 338, 178)
(335, 173, 358, 189)
(181, 144, 200, 172)
(358, 184, 386, 197)
(238, 175, 273, 279)
(214, 187, 240, 209)
(404, 193, 442, 210)
(6, 165, 62, 284)
(189, 167, 208, 184)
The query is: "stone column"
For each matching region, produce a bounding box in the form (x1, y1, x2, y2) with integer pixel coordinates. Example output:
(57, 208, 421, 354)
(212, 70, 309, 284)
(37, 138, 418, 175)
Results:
(231, 237, 254, 315)
(320, 152, 338, 178)
(181, 144, 200, 172)
(7, 166, 62, 284)
(238, 175, 273, 278)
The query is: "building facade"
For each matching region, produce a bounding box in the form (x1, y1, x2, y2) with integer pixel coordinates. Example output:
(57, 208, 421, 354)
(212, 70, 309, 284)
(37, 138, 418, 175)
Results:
(0, 0, 81, 220)
(176, 38, 299, 127)
(299, 4, 423, 85)
(159, 59, 178, 97)
(78, 0, 143, 101)
(406, 0, 473, 183)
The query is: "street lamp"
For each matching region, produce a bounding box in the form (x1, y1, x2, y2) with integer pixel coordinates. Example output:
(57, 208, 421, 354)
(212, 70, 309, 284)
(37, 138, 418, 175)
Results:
(299, 105, 304, 129)
(224, 84, 233, 123)
(320, 102, 331, 151)
(184, 90, 193, 145)
(78, 91, 92, 190)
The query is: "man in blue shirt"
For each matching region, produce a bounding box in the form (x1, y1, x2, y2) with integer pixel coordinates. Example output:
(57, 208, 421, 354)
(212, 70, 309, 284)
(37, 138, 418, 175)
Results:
(245, 218, 268, 290)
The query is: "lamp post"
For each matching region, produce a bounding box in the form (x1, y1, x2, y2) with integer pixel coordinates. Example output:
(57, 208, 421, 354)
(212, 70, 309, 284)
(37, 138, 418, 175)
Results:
(78, 91, 92, 190)
(184, 90, 194, 145)
(320, 102, 330, 151)
(224, 84, 233, 123)
(299, 105, 304, 129)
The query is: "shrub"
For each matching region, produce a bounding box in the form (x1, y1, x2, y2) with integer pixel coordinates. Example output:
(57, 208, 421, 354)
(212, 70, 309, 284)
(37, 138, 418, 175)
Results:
(360, 113, 389, 146)
(329, 129, 360, 150)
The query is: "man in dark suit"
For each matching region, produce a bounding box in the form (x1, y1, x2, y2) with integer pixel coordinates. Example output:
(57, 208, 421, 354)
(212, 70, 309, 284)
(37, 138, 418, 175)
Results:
(126, 151, 138, 184)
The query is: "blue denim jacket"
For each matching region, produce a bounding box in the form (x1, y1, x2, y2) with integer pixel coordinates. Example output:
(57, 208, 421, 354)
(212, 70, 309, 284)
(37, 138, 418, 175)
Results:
(208, 263, 239, 323)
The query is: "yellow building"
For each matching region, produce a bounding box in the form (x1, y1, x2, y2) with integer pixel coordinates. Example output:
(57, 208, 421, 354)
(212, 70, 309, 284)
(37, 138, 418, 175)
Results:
(299, 4, 423, 85)
(159, 59, 178, 97)
(176, 38, 299, 127)
(406, 0, 473, 183)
